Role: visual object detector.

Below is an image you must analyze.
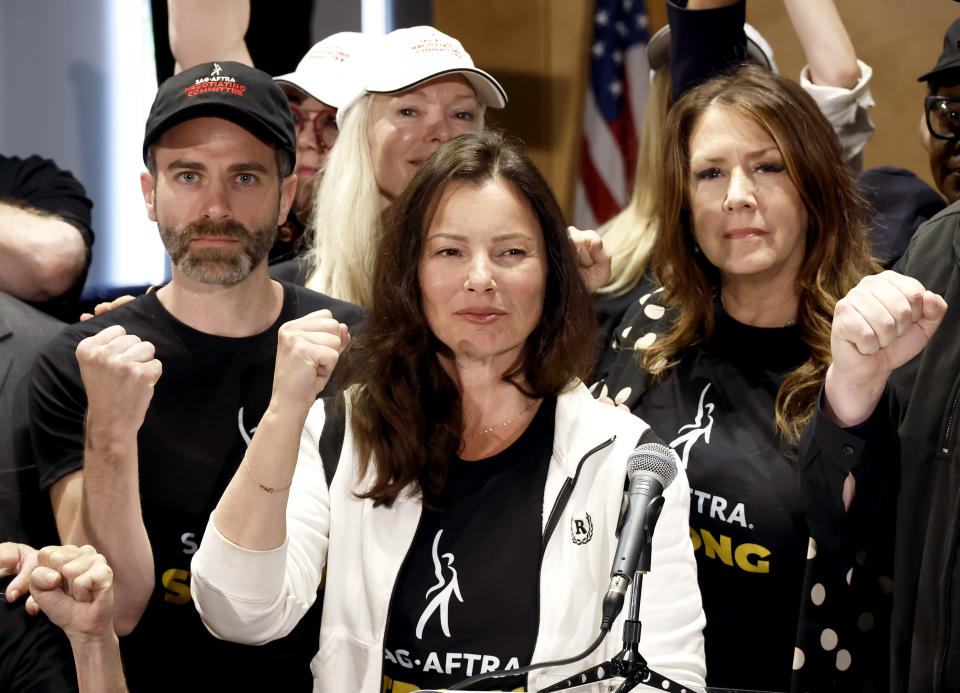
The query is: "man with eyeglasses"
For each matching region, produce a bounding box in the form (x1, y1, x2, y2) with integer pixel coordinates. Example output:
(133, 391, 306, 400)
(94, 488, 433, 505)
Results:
(270, 32, 370, 265)
(920, 18, 960, 206)
(850, 19, 960, 270)
(801, 15, 960, 693)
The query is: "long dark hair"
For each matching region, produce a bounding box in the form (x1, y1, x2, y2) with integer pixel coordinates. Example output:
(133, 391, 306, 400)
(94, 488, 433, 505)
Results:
(646, 63, 880, 442)
(338, 130, 596, 505)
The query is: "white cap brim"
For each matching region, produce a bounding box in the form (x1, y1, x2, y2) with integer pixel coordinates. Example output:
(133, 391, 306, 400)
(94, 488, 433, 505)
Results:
(336, 67, 508, 129)
(274, 76, 335, 108)
(367, 66, 507, 109)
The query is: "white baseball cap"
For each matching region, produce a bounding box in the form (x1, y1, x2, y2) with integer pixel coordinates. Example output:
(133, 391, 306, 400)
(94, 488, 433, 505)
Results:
(274, 32, 372, 109)
(337, 26, 507, 127)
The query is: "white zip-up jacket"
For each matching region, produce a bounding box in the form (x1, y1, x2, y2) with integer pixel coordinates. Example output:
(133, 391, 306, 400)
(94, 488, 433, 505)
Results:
(192, 382, 706, 691)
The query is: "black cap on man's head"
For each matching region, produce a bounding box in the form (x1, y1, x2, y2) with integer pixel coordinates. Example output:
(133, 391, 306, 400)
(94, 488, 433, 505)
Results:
(142, 61, 296, 164)
(919, 17, 960, 85)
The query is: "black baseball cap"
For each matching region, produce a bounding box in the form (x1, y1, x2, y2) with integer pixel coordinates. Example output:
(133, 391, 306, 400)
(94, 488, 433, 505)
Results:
(142, 61, 296, 164)
(919, 17, 960, 84)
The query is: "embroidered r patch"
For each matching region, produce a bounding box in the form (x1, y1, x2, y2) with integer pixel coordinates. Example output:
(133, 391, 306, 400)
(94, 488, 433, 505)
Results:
(571, 512, 593, 545)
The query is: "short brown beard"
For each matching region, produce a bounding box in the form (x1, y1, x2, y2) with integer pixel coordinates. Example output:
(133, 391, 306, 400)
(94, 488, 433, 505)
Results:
(159, 218, 276, 285)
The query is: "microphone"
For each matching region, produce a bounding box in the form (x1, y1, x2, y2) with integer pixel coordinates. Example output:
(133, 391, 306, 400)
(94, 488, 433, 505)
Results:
(600, 442, 678, 630)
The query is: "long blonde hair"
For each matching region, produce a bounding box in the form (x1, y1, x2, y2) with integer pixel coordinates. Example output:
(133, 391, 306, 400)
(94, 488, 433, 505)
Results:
(304, 90, 488, 308)
(305, 95, 381, 307)
(598, 67, 671, 296)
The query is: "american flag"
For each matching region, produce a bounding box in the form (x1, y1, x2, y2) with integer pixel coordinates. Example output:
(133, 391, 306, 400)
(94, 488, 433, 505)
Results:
(574, 0, 651, 230)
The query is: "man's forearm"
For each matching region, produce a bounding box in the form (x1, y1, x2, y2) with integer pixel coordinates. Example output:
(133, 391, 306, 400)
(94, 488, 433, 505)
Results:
(168, 0, 252, 73)
(0, 203, 87, 302)
(71, 431, 154, 635)
(59, 326, 163, 635)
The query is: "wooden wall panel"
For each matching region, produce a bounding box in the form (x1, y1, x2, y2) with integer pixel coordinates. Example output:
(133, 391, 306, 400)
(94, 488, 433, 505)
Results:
(434, 0, 592, 216)
(744, 0, 959, 193)
(435, 1, 960, 214)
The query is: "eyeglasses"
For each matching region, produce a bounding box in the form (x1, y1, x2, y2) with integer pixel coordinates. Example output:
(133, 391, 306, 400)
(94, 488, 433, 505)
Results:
(289, 105, 338, 150)
(925, 96, 960, 140)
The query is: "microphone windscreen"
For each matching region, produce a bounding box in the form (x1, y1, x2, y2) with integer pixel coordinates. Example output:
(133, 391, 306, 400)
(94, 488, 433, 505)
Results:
(627, 443, 678, 489)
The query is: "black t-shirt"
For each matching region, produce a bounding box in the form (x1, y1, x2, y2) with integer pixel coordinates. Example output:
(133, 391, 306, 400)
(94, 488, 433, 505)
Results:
(382, 397, 556, 693)
(269, 255, 310, 286)
(30, 281, 364, 691)
(0, 597, 78, 693)
(0, 154, 94, 322)
(594, 285, 809, 692)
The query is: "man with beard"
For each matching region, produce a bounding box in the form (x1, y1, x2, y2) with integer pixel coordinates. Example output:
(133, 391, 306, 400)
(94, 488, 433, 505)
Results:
(20, 62, 363, 689)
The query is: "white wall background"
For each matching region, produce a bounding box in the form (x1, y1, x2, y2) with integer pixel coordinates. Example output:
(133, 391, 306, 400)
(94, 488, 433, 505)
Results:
(0, 0, 163, 290)
(0, 0, 423, 293)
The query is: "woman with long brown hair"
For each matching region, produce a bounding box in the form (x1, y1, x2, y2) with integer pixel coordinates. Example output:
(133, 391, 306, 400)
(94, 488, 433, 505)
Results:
(595, 0, 874, 343)
(593, 63, 882, 691)
(191, 130, 706, 692)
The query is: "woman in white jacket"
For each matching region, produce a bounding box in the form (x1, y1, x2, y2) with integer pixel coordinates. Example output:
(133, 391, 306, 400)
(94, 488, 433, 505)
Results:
(191, 130, 705, 692)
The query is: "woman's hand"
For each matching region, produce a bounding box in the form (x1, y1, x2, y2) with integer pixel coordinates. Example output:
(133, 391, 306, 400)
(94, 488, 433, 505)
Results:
(271, 309, 350, 412)
(80, 286, 156, 321)
(568, 226, 611, 293)
(597, 394, 630, 412)
(825, 270, 947, 426)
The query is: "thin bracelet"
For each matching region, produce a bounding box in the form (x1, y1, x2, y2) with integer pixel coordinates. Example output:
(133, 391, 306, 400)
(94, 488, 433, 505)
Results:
(242, 457, 292, 494)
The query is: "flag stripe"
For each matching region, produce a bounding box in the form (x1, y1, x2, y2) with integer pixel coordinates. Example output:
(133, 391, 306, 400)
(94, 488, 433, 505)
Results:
(574, 179, 600, 232)
(582, 88, 629, 206)
(579, 137, 622, 226)
(574, 0, 651, 229)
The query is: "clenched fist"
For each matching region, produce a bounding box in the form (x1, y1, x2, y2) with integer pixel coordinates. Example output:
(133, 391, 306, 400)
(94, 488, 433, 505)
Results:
(75, 325, 162, 436)
(271, 309, 350, 411)
(825, 271, 947, 426)
(1, 542, 116, 643)
(568, 226, 611, 293)
(26, 544, 115, 643)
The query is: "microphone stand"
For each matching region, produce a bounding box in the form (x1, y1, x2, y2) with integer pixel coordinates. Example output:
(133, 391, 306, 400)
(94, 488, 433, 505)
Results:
(540, 500, 694, 693)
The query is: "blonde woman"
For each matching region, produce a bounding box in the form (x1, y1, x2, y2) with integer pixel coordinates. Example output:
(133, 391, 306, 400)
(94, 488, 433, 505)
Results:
(303, 26, 506, 308)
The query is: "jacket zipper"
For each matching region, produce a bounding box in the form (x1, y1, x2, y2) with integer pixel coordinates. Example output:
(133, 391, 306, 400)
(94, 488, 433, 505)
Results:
(529, 435, 616, 689)
(942, 385, 960, 455)
(540, 436, 617, 560)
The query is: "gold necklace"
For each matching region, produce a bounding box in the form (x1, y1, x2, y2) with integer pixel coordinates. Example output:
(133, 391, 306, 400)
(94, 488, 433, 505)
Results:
(470, 398, 542, 437)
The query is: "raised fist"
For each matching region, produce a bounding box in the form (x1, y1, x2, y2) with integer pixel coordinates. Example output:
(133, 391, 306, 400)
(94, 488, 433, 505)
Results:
(568, 226, 611, 293)
(825, 270, 947, 426)
(271, 309, 350, 411)
(75, 325, 162, 435)
(27, 544, 115, 642)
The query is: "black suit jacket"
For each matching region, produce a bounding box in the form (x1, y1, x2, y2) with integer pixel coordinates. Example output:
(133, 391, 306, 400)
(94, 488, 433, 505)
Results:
(0, 290, 65, 544)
